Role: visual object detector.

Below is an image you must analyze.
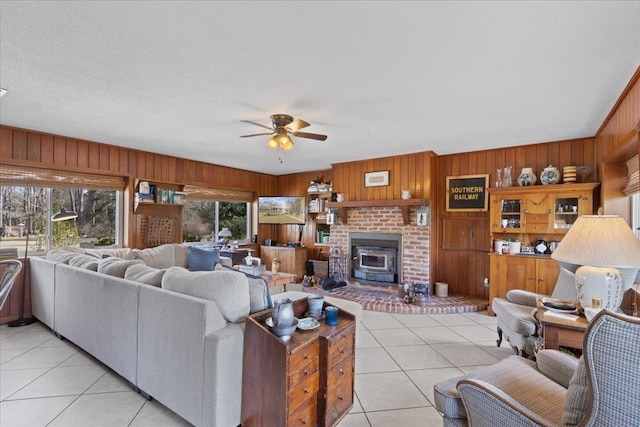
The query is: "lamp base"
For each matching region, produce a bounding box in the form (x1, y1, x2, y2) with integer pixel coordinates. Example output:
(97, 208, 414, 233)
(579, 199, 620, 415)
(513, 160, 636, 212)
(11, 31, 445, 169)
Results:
(8, 317, 37, 328)
(575, 265, 625, 310)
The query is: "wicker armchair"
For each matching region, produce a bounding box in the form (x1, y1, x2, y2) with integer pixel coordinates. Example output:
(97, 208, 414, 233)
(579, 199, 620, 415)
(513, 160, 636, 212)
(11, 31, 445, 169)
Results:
(455, 310, 640, 426)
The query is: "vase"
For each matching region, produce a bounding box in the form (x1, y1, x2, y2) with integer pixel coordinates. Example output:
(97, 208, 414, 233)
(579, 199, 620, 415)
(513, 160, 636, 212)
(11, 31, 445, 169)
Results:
(517, 167, 537, 186)
(495, 168, 503, 187)
(540, 165, 560, 185)
(503, 166, 513, 187)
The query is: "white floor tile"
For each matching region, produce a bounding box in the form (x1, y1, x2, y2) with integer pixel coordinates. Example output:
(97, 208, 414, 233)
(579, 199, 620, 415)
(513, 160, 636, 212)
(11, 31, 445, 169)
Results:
(0, 345, 78, 370)
(431, 342, 501, 367)
(360, 315, 405, 330)
(407, 367, 465, 406)
(0, 395, 76, 427)
(1, 367, 49, 400)
(9, 364, 107, 399)
(130, 399, 191, 426)
(0, 328, 57, 350)
(428, 313, 478, 326)
(0, 347, 28, 365)
(369, 328, 424, 347)
(386, 344, 454, 370)
(85, 371, 132, 394)
(59, 351, 103, 367)
(355, 347, 401, 374)
(367, 406, 443, 427)
(48, 391, 146, 427)
(355, 371, 430, 412)
(391, 313, 441, 328)
(449, 324, 501, 342)
(355, 329, 381, 349)
(461, 311, 497, 325)
(410, 326, 468, 344)
(337, 412, 371, 427)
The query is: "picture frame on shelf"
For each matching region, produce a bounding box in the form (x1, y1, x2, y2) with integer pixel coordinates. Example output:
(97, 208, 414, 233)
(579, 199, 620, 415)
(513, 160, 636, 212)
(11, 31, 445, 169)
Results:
(364, 170, 389, 187)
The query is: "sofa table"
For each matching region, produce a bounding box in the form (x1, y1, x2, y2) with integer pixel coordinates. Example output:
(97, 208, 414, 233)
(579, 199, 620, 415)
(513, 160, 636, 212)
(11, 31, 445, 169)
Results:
(537, 299, 588, 351)
(241, 297, 356, 427)
(260, 271, 297, 291)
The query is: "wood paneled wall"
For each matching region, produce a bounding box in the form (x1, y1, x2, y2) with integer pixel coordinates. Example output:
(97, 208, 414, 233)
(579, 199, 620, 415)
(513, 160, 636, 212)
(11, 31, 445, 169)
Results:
(331, 151, 437, 201)
(595, 66, 640, 222)
(0, 125, 278, 247)
(435, 138, 597, 298)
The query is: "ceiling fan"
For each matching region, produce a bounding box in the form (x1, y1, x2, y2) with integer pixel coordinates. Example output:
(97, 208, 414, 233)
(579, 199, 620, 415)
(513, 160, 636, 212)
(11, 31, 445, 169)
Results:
(240, 114, 327, 153)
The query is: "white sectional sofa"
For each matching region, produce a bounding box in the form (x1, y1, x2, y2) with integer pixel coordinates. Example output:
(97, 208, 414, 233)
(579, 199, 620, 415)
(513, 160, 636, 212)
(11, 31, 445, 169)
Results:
(28, 243, 362, 427)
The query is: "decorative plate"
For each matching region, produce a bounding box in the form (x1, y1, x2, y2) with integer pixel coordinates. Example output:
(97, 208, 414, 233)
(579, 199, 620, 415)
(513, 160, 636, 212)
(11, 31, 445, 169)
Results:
(297, 317, 320, 331)
(542, 297, 578, 313)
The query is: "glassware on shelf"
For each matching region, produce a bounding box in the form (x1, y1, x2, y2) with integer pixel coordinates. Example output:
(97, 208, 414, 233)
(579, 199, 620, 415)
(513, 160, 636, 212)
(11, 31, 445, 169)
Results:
(503, 166, 513, 187)
(496, 168, 503, 187)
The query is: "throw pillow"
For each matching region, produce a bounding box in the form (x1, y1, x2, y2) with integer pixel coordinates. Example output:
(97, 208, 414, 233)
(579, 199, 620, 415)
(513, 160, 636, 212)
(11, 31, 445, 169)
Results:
(46, 248, 79, 264)
(85, 247, 135, 260)
(97, 257, 144, 278)
(132, 244, 176, 268)
(174, 244, 189, 268)
(124, 263, 166, 287)
(562, 357, 588, 426)
(216, 263, 272, 312)
(161, 267, 250, 322)
(188, 246, 220, 271)
(68, 254, 99, 271)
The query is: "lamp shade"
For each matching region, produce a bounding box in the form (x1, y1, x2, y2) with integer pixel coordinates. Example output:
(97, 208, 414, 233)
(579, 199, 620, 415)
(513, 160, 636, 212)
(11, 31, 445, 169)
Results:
(218, 228, 232, 238)
(51, 207, 78, 222)
(551, 215, 640, 268)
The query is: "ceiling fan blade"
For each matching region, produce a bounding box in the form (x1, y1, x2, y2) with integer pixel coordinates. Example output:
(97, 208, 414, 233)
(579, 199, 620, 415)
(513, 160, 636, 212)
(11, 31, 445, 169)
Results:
(241, 120, 274, 131)
(292, 131, 327, 141)
(286, 119, 311, 132)
(240, 132, 274, 138)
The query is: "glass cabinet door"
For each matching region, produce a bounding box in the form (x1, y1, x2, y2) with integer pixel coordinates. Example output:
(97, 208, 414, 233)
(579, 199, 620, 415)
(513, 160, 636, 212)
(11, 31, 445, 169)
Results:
(553, 196, 580, 231)
(500, 198, 522, 231)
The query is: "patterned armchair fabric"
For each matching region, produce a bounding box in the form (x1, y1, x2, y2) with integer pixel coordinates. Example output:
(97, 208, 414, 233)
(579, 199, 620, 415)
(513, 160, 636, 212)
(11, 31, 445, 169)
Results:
(455, 311, 640, 427)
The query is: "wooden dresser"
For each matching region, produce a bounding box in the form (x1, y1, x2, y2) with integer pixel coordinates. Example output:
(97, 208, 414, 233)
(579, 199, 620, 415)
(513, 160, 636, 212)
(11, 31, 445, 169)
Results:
(241, 298, 356, 427)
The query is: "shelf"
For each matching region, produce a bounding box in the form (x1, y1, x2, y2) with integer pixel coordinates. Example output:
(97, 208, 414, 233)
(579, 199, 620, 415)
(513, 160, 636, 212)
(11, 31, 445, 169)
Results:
(326, 198, 429, 225)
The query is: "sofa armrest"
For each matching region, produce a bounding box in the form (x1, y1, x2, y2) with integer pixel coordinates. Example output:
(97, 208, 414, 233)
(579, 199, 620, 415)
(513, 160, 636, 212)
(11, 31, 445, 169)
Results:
(219, 256, 232, 268)
(505, 289, 545, 307)
(457, 379, 555, 427)
(535, 350, 578, 388)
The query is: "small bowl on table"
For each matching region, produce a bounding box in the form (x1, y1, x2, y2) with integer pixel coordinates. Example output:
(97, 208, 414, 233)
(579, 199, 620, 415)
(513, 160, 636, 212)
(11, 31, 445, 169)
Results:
(265, 317, 298, 341)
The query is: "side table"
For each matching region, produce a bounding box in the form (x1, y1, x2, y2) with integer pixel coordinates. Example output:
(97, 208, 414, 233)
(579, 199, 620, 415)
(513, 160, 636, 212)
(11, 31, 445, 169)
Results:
(261, 271, 297, 292)
(241, 298, 356, 427)
(537, 298, 588, 351)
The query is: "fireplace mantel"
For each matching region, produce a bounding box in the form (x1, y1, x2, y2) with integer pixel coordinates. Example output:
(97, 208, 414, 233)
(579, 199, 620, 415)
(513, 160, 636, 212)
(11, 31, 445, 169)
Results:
(327, 199, 429, 225)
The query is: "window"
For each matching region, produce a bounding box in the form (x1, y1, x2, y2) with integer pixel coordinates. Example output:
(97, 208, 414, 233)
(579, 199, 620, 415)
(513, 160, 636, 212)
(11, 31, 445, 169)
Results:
(1, 186, 121, 255)
(183, 200, 250, 244)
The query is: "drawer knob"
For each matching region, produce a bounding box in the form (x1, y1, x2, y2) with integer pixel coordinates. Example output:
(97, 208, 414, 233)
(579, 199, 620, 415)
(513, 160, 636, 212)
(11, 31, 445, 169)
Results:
(340, 349, 345, 354)
(304, 388, 309, 393)
(339, 369, 344, 374)
(304, 354, 309, 359)
(304, 369, 309, 375)
(339, 396, 344, 401)
(302, 421, 308, 425)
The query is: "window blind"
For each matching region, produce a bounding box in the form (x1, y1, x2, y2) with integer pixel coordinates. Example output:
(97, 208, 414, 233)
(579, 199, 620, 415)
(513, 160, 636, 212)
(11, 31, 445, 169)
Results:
(183, 185, 253, 202)
(623, 154, 639, 197)
(0, 163, 126, 190)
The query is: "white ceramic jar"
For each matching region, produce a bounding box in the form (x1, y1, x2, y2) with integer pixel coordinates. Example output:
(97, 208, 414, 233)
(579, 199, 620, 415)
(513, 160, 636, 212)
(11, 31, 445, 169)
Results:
(540, 165, 560, 185)
(517, 167, 537, 186)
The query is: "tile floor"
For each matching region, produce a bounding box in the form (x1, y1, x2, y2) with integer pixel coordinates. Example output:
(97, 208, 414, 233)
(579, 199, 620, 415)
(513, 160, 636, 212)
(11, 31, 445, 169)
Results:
(1, 310, 514, 427)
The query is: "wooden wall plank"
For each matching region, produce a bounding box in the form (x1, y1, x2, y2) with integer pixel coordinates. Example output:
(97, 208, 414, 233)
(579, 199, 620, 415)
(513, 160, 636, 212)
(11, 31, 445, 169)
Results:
(66, 140, 78, 167)
(13, 130, 27, 160)
(27, 132, 41, 162)
(40, 135, 54, 164)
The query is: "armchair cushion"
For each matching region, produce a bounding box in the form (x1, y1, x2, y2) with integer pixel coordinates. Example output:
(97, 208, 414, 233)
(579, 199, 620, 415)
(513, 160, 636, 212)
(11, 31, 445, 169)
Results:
(505, 289, 543, 307)
(535, 350, 579, 388)
(491, 299, 538, 337)
(562, 358, 588, 426)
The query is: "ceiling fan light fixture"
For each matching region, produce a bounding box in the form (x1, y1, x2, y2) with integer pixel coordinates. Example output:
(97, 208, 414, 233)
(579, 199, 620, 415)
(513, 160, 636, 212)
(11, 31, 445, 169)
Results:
(281, 137, 294, 151)
(266, 136, 279, 150)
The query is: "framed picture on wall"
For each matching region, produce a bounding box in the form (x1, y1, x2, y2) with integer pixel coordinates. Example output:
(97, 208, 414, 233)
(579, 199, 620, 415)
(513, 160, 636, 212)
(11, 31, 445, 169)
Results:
(364, 170, 389, 187)
(446, 174, 489, 212)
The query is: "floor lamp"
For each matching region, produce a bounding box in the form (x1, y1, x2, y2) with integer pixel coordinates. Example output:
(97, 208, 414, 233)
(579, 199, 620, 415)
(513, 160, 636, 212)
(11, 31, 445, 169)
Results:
(8, 207, 78, 327)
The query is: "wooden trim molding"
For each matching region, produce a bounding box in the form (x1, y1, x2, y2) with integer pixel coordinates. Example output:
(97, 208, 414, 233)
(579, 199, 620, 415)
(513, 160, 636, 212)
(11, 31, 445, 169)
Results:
(327, 198, 429, 225)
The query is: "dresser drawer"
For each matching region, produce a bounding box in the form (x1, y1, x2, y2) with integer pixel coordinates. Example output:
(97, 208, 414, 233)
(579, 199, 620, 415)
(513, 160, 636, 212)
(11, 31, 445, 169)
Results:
(324, 369, 354, 426)
(288, 395, 317, 426)
(525, 213, 548, 223)
(327, 356, 353, 389)
(290, 340, 319, 372)
(289, 356, 319, 388)
(327, 328, 354, 366)
(288, 373, 319, 414)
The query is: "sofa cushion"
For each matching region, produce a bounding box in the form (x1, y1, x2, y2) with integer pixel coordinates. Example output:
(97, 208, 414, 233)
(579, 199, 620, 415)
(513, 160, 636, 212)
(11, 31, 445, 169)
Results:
(85, 247, 135, 260)
(68, 254, 99, 271)
(161, 267, 250, 322)
(562, 357, 588, 426)
(97, 257, 145, 278)
(125, 264, 167, 287)
(188, 246, 220, 271)
(132, 244, 176, 268)
(174, 244, 189, 268)
(47, 248, 81, 264)
(216, 264, 272, 312)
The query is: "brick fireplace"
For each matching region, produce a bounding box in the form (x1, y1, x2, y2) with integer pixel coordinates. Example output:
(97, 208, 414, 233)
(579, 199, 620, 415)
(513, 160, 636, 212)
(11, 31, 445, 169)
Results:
(327, 205, 430, 285)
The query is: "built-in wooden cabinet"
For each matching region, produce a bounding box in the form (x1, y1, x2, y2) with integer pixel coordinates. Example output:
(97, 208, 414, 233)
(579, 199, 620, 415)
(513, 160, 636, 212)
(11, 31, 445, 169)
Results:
(308, 191, 332, 245)
(487, 183, 598, 315)
(260, 246, 308, 281)
(132, 180, 185, 248)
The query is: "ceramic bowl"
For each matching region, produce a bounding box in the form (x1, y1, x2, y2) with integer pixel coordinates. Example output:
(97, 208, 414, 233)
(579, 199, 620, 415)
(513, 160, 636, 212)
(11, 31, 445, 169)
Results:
(583, 307, 602, 322)
(265, 317, 298, 340)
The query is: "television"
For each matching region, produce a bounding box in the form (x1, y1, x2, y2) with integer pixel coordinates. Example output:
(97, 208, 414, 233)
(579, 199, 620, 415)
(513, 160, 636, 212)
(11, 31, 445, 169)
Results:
(258, 196, 306, 225)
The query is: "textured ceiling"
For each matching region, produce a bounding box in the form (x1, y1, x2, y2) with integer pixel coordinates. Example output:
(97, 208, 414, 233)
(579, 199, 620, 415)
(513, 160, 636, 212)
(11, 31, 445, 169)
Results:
(1, 1, 639, 175)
